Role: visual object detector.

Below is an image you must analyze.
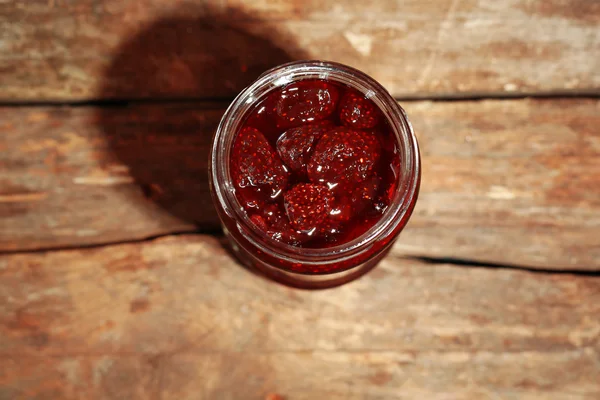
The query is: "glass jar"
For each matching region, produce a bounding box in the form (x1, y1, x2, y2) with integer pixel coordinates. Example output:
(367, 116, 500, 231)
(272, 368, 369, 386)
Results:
(210, 61, 420, 289)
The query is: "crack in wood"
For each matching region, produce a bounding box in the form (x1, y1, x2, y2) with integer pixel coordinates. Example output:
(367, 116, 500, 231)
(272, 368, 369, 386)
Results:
(2, 232, 598, 277)
(0, 230, 222, 256)
(406, 256, 600, 277)
(0, 90, 598, 108)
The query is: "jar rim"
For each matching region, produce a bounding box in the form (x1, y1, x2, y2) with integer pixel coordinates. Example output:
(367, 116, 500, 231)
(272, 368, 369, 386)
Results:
(211, 60, 420, 265)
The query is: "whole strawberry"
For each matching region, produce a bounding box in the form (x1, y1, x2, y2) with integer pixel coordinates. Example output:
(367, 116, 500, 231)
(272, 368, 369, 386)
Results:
(276, 121, 334, 176)
(339, 90, 381, 129)
(307, 127, 381, 186)
(275, 80, 339, 128)
(231, 127, 289, 205)
(284, 183, 333, 234)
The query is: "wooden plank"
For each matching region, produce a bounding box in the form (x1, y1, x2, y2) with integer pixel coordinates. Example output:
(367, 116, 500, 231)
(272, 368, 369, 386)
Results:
(2, 99, 599, 269)
(1, 235, 599, 399)
(401, 98, 600, 269)
(0, 103, 221, 249)
(0, 0, 598, 100)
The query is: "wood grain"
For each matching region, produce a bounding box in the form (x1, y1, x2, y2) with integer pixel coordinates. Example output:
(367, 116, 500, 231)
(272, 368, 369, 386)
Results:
(2, 99, 599, 270)
(1, 235, 599, 399)
(0, 0, 598, 100)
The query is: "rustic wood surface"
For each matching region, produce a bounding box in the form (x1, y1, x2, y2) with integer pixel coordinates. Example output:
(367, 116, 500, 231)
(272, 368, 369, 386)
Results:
(0, 0, 598, 100)
(2, 0, 600, 398)
(2, 99, 599, 270)
(1, 235, 599, 399)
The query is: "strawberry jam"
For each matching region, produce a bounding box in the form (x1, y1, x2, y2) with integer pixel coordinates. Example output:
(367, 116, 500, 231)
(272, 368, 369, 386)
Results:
(230, 80, 400, 249)
(211, 61, 420, 287)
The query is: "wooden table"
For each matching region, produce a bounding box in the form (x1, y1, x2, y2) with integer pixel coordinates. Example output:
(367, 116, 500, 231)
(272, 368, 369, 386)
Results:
(1, 1, 599, 399)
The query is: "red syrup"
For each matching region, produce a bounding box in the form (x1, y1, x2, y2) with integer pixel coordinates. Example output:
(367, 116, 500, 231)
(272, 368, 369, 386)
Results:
(230, 80, 401, 250)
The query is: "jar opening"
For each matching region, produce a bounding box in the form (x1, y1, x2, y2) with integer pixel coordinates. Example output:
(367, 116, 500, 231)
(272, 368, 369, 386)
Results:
(211, 60, 420, 266)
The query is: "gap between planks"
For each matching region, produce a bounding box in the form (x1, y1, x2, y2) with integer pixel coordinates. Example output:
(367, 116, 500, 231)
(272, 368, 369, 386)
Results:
(1, 231, 598, 278)
(0, 89, 598, 108)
